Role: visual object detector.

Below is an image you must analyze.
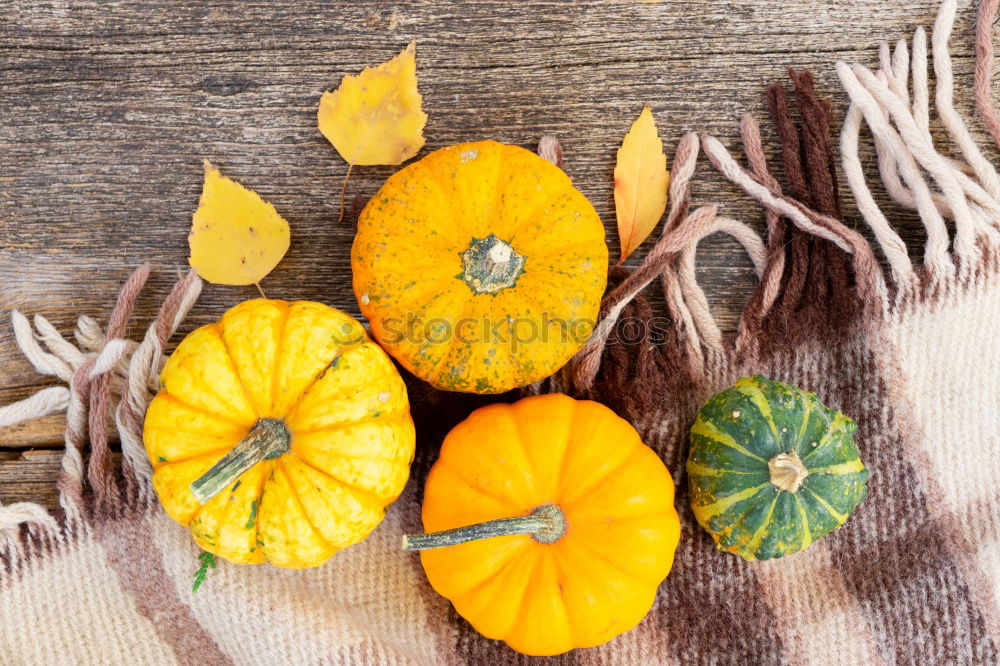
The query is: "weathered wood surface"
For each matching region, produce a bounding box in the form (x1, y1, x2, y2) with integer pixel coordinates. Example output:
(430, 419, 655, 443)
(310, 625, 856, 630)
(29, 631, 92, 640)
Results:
(0, 451, 75, 511)
(1, 0, 994, 506)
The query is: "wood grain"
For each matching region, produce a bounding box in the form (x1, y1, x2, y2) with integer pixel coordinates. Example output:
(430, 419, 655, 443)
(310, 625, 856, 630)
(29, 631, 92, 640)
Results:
(2, 0, 997, 508)
(0, 450, 68, 511)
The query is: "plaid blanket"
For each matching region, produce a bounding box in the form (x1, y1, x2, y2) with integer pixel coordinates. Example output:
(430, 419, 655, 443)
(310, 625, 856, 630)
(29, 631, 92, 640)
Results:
(2, 1, 998, 663)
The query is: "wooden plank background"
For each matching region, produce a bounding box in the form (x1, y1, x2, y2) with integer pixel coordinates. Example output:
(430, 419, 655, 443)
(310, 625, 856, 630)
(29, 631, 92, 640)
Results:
(0, 0, 992, 509)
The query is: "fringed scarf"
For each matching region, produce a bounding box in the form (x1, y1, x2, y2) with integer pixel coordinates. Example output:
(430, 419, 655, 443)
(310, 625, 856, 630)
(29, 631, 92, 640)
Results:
(2, 1, 999, 663)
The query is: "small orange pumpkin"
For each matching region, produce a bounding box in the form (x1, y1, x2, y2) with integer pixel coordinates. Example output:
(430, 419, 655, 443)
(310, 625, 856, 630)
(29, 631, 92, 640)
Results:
(352, 140, 608, 394)
(406, 394, 680, 656)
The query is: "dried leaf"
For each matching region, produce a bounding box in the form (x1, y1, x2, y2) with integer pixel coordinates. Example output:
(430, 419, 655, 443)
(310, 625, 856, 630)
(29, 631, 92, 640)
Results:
(614, 105, 669, 262)
(317, 41, 427, 166)
(188, 161, 290, 287)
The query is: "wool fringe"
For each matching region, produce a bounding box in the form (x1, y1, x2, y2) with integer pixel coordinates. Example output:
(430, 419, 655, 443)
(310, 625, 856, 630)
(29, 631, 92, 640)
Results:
(568, 0, 1000, 399)
(0, 267, 202, 560)
(839, 0, 1000, 290)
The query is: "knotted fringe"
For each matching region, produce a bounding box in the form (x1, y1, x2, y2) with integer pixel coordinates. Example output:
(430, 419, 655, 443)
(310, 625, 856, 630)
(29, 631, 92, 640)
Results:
(977, 0, 1000, 148)
(537, 134, 564, 168)
(762, 71, 856, 341)
(838, 0, 1000, 293)
(565, 0, 1000, 405)
(568, 83, 881, 402)
(0, 267, 202, 559)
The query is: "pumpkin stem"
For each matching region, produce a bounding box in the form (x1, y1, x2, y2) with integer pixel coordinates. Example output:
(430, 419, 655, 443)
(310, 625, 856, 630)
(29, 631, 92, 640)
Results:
(460, 234, 526, 294)
(189, 418, 291, 504)
(768, 451, 809, 493)
(402, 504, 567, 551)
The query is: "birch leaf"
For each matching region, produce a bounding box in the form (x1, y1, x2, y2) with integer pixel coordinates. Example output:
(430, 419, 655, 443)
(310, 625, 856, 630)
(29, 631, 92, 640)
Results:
(614, 105, 669, 262)
(317, 41, 427, 166)
(188, 161, 290, 287)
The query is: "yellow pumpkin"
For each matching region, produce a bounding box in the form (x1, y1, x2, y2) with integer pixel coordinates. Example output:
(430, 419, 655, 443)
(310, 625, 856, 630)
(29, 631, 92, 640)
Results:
(352, 140, 608, 394)
(143, 299, 415, 568)
(406, 393, 680, 656)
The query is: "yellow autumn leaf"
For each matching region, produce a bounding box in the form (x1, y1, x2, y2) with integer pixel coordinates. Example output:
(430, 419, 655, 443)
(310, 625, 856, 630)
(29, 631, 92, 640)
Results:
(317, 41, 427, 166)
(188, 161, 290, 287)
(614, 105, 669, 262)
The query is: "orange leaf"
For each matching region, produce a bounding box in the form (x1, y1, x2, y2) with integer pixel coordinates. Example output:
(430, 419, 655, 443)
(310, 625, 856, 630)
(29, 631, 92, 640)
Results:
(614, 105, 669, 262)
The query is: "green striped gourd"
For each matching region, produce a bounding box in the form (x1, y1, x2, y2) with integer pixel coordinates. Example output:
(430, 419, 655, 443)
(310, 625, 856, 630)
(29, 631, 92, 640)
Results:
(686, 376, 868, 561)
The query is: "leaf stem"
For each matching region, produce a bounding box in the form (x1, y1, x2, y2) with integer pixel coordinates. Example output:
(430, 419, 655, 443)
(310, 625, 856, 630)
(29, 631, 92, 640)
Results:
(254, 282, 267, 299)
(338, 163, 354, 223)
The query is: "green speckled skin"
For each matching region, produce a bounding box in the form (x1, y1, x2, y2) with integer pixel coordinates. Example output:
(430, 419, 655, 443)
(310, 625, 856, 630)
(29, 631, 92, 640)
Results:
(686, 376, 869, 561)
(352, 140, 608, 394)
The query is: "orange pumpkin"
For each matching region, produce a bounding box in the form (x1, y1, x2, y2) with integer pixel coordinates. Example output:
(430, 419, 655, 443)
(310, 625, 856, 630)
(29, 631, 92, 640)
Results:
(406, 394, 680, 656)
(352, 140, 608, 394)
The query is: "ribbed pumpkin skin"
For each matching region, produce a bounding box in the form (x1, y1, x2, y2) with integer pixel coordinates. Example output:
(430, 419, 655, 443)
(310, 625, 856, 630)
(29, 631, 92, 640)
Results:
(352, 140, 608, 394)
(687, 376, 868, 561)
(143, 299, 415, 568)
(420, 394, 680, 656)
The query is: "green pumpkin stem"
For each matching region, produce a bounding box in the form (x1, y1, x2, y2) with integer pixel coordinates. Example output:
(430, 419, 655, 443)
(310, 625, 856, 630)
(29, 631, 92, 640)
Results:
(403, 504, 566, 551)
(768, 451, 809, 493)
(460, 234, 526, 294)
(189, 418, 291, 504)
